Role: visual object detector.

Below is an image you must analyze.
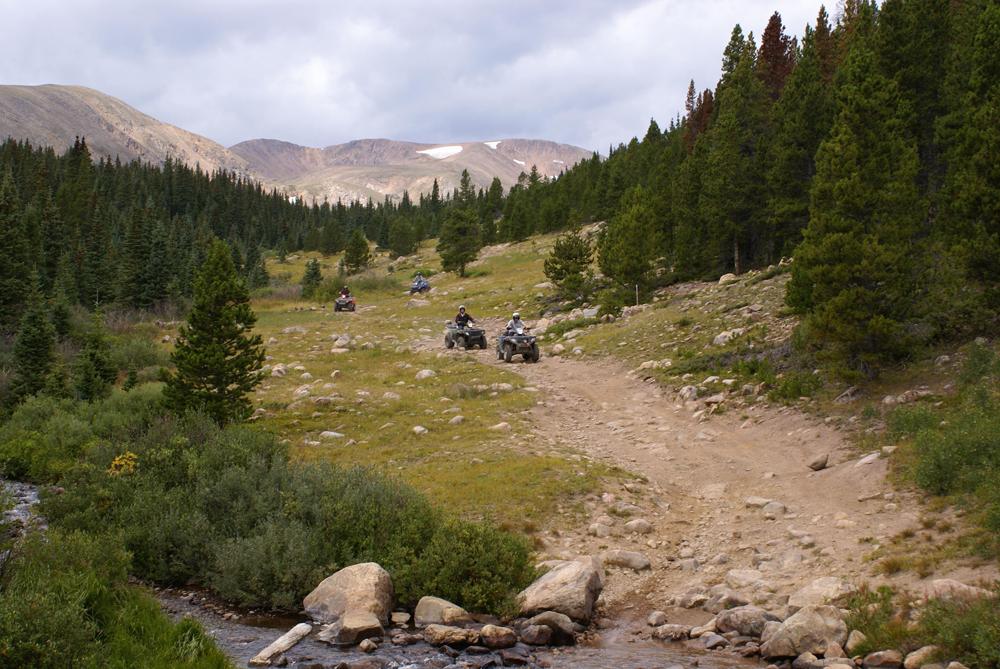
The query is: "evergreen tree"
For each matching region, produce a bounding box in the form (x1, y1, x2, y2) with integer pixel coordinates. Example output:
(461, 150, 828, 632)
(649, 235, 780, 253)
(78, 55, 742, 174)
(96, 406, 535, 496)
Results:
(164, 239, 265, 424)
(598, 186, 660, 293)
(700, 37, 770, 274)
(766, 22, 835, 258)
(437, 207, 480, 277)
(300, 258, 323, 298)
(787, 42, 924, 374)
(244, 245, 270, 290)
(544, 229, 593, 298)
(73, 312, 116, 401)
(341, 228, 372, 275)
(0, 168, 31, 332)
(10, 274, 56, 403)
(387, 217, 418, 257)
(757, 12, 797, 100)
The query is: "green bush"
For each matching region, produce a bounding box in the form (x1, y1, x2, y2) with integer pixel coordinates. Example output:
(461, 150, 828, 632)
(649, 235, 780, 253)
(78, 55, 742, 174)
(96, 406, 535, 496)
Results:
(109, 334, 170, 374)
(0, 384, 164, 482)
(769, 370, 823, 401)
(0, 530, 231, 669)
(544, 317, 599, 340)
(844, 586, 919, 655)
(37, 411, 533, 614)
(920, 588, 1000, 668)
(402, 520, 536, 616)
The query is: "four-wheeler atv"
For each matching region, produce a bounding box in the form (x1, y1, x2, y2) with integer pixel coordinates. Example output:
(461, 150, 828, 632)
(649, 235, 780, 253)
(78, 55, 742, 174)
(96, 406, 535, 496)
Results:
(444, 322, 488, 350)
(497, 324, 540, 363)
(334, 295, 356, 312)
(409, 277, 430, 294)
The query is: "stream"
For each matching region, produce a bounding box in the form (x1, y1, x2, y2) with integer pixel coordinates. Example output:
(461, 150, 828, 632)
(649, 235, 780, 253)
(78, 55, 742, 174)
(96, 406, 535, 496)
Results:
(3, 479, 756, 669)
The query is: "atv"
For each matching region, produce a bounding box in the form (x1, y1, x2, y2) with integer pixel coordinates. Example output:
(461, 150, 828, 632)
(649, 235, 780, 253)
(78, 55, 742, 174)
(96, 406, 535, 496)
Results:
(409, 278, 430, 295)
(334, 295, 356, 312)
(445, 321, 488, 350)
(497, 324, 540, 363)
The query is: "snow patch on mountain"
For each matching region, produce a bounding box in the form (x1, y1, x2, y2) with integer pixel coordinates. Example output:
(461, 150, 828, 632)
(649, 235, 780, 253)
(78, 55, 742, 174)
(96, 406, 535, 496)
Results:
(416, 145, 463, 159)
(484, 141, 501, 149)
(512, 158, 526, 166)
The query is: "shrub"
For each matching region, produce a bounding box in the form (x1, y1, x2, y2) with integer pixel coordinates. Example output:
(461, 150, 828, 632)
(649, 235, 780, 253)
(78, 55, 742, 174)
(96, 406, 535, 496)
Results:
(0, 530, 231, 669)
(919, 591, 1000, 669)
(39, 413, 533, 615)
(402, 520, 536, 615)
(544, 317, 599, 340)
(769, 370, 822, 401)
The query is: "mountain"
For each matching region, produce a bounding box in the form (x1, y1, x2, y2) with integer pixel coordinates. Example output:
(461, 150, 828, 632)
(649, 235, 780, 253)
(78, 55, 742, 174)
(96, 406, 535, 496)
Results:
(228, 137, 594, 202)
(0, 84, 251, 175)
(0, 84, 593, 202)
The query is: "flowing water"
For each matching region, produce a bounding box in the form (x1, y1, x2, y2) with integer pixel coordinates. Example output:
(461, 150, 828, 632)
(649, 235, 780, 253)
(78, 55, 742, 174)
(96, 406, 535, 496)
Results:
(3, 480, 757, 669)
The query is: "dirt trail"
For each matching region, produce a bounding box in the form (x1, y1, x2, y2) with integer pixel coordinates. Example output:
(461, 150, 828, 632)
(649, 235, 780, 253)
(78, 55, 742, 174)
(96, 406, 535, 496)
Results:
(419, 317, 921, 616)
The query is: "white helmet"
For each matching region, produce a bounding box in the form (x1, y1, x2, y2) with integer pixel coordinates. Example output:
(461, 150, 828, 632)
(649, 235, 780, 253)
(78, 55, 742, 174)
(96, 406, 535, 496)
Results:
(458, 305, 466, 311)
(512, 312, 520, 319)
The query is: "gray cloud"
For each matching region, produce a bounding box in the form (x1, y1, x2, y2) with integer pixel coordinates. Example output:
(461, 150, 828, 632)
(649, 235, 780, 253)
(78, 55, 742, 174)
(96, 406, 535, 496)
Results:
(0, 0, 821, 151)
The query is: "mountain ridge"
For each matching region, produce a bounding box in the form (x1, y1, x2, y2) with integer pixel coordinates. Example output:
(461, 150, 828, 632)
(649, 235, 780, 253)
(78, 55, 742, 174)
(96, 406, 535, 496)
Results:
(0, 84, 592, 201)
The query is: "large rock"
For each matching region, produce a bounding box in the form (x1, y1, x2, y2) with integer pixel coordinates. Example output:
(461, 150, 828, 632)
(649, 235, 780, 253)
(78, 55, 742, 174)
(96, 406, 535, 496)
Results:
(904, 646, 940, 669)
(600, 549, 651, 571)
(652, 624, 692, 641)
(316, 611, 384, 646)
(303, 562, 394, 624)
(422, 624, 480, 646)
(716, 605, 780, 637)
(761, 606, 847, 658)
(864, 650, 904, 668)
(924, 579, 992, 602)
(526, 611, 579, 646)
(519, 624, 551, 646)
(414, 596, 472, 627)
(788, 577, 857, 611)
(480, 624, 517, 649)
(517, 558, 604, 622)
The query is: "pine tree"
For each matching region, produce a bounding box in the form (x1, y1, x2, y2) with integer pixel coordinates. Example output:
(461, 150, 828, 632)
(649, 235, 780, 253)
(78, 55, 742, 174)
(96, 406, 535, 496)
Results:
(10, 274, 56, 403)
(758, 12, 797, 100)
(787, 41, 924, 374)
(341, 228, 372, 275)
(164, 239, 265, 424)
(300, 258, 323, 298)
(700, 37, 770, 274)
(437, 207, 480, 277)
(387, 217, 418, 257)
(766, 22, 835, 258)
(544, 229, 593, 298)
(598, 186, 661, 293)
(0, 168, 31, 332)
(73, 312, 116, 401)
(244, 245, 270, 289)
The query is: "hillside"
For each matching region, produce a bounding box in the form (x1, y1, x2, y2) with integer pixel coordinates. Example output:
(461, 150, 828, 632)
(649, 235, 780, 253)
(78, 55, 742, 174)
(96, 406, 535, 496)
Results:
(228, 137, 593, 202)
(0, 84, 251, 175)
(0, 84, 592, 202)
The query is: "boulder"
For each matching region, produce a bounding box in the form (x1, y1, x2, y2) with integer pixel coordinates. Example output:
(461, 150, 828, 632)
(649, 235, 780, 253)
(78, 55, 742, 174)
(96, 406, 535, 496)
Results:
(924, 579, 992, 602)
(414, 596, 472, 627)
(703, 633, 730, 650)
(624, 518, 653, 534)
(647, 610, 668, 627)
(808, 453, 830, 471)
(248, 623, 312, 666)
(412, 425, 428, 435)
(716, 605, 781, 637)
(526, 611, 579, 645)
(652, 624, 692, 641)
(316, 611, 384, 646)
(303, 562, 394, 624)
(519, 624, 552, 646)
(600, 549, 651, 571)
(788, 577, 856, 611)
(480, 624, 517, 649)
(415, 369, 436, 380)
(690, 618, 717, 638)
(845, 630, 868, 654)
(551, 343, 565, 355)
(679, 385, 699, 401)
(863, 650, 903, 668)
(761, 605, 847, 658)
(390, 611, 411, 626)
(726, 568, 766, 590)
(719, 273, 738, 285)
(903, 646, 939, 669)
(358, 638, 377, 653)
(422, 624, 479, 647)
(517, 558, 604, 622)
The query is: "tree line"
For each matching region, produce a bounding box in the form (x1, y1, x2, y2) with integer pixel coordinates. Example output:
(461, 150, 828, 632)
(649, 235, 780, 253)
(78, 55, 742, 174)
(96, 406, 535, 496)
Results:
(529, 0, 1000, 375)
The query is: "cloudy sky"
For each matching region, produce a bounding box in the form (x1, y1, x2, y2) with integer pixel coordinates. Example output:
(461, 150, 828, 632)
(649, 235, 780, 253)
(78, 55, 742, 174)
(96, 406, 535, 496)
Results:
(1, 0, 823, 152)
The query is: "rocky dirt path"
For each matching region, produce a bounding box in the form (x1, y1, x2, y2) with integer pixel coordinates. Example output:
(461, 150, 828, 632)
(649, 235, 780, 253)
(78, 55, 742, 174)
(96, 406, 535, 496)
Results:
(421, 320, 925, 622)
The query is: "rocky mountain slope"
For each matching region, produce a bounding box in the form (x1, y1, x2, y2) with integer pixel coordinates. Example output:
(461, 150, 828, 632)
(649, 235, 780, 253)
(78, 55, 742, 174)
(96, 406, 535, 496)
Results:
(0, 84, 251, 175)
(229, 137, 592, 203)
(0, 84, 591, 201)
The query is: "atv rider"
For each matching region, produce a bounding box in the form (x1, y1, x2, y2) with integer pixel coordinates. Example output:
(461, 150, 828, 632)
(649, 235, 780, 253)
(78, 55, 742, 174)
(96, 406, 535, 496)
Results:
(339, 285, 352, 299)
(455, 305, 476, 328)
(505, 312, 524, 332)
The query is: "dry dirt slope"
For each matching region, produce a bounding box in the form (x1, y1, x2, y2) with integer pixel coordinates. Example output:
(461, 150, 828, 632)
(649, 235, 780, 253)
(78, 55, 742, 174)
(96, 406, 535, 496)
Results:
(0, 84, 251, 175)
